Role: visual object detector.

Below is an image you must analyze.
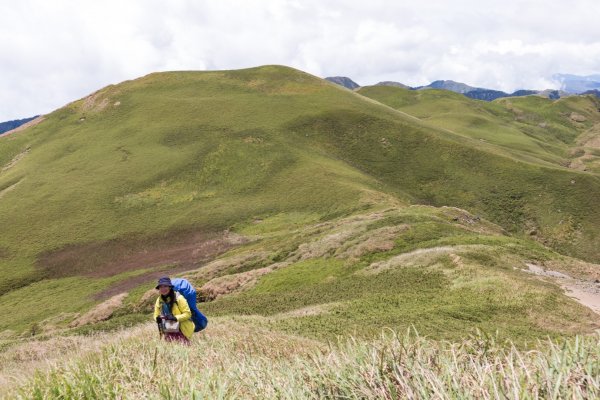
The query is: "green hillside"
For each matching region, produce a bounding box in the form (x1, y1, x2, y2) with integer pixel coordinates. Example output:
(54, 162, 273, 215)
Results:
(1, 65, 599, 347)
(355, 85, 600, 258)
(358, 85, 600, 170)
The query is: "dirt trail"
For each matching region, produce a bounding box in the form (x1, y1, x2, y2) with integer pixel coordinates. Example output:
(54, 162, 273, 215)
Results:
(524, 263, 600, 314)
(0, 180, 22, 199)
(1, 148, 30, 172)
(564, 287, 600, 314)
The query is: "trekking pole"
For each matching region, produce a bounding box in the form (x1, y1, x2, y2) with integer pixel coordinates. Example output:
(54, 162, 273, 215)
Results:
(157, 316, 165, 338)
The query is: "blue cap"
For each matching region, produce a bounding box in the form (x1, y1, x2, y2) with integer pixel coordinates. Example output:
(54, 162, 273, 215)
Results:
(155, 276, 173, 289)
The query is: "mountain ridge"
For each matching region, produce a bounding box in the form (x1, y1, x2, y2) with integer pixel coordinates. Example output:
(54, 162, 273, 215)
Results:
(554, 73, 600, 93)
(326, 75, 600, 101)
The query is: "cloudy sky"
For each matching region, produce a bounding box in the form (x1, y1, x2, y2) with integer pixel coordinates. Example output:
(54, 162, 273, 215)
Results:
(1, 0, 600, 121)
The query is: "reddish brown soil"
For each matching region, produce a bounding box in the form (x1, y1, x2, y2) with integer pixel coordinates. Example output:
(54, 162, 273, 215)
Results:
(37, 229, 246, 299)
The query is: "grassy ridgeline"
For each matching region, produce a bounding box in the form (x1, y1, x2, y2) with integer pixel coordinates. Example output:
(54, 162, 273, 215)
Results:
(357, 85, 600, 168)
(4, 319, 600, 399)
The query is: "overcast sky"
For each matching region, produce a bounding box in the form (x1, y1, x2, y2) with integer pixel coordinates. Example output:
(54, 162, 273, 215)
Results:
(1, 0, 600, 121)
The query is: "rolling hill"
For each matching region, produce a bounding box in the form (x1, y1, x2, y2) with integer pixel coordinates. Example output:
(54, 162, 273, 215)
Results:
(1, 65, 600, 375)
(357, 85, 600, 172)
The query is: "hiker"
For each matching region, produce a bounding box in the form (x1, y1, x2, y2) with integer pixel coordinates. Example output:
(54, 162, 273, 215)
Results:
(154, 276, 194, 343)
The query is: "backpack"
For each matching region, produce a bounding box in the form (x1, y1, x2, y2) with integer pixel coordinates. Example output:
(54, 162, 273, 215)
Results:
(172, 278, 208, 332)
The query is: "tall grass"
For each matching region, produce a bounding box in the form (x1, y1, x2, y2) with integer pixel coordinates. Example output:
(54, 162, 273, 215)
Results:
(6, 319, 600, 399)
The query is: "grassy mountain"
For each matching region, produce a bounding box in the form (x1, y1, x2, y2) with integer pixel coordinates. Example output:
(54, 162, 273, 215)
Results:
(356, 86, 600, 260)
(1, 65, 600, 355)
(418, 79, 478, 93)
(357, 85, 600, 169)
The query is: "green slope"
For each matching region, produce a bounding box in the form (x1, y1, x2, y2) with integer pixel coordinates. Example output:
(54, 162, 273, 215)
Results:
(0, 65, 599, 340)
(358, 85, 600, 169)
(354, 85, 600, 259)
(0, 67, 381, 289)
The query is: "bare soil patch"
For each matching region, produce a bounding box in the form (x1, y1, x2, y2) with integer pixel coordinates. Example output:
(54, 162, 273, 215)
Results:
(82, 91, 110, 112)
(200, 262, 290, 301)
(563, 285, 600, 314)
(581, 123, 600, 147)
(69, 293, 128, 327)
(186, 250, 271, 282)
(363, 245, 484, 274)
(37, 229, 247, 282)
(523, 263, 600, 315)
(272, 302, 341, 319)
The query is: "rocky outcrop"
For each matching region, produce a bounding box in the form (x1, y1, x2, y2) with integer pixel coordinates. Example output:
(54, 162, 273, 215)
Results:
(325, 76, 360, 90)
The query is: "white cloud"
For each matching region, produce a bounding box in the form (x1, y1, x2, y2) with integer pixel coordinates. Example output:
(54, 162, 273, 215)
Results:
(1, 0, 600, 120)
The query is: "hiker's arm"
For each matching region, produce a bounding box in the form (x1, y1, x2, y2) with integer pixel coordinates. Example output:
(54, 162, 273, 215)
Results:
(175, 296, 192, 322)
(153, 298, 161, 321)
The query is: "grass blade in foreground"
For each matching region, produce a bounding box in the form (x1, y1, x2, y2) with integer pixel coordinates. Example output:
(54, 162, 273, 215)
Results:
(6, 319, 600, 399)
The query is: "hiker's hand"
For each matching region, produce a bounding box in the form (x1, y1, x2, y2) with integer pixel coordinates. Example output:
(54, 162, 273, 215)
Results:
(165, 315, 177, 321)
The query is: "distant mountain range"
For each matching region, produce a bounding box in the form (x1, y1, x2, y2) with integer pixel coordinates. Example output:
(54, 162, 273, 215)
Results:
(581, 89, 600, 97)
(325, 74, 600, 101)
(554, 73, 600, 93)
(413, 80, 533, 101)
(0, 116, 38, 135)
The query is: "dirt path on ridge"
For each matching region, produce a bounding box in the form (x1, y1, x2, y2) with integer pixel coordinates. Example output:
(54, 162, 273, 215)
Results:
(524, 263, 600, 314)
